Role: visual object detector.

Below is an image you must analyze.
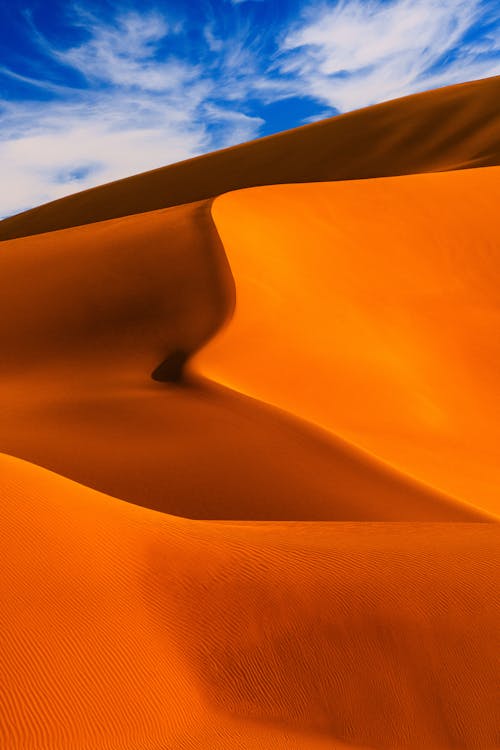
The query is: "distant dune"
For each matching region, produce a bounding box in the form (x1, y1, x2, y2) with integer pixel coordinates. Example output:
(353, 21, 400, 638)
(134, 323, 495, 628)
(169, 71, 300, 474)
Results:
(0, 75, 499, 241)
(0, 77, 498, 748)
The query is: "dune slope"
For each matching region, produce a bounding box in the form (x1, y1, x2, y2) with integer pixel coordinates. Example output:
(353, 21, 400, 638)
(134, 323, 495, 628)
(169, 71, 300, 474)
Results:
(0, 75, 499, 241)
(0, 196, 489, 521)
(1, 75, 499, 750)
(1, 452, 498, 750)
(196, 166, 500, 516)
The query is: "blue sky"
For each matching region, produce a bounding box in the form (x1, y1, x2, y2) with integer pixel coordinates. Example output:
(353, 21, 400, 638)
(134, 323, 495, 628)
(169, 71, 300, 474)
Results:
(1, 0, 499, 217)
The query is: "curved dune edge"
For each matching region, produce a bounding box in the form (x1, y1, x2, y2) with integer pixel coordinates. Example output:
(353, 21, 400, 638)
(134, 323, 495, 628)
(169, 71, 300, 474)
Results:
(1, 75, 499, 241)
(0, 199, 234, 377)
(1, 451, 498, 749)
(196, 166, 500, 517)
(1, 192, 490, 521)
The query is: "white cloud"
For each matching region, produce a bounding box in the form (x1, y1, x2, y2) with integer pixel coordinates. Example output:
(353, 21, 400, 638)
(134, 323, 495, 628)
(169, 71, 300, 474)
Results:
(0, 94, 263, 219)
(55, 11, 193, 92)
(0, 9, 263, 218)
(0, 98, 206, 217)
(280, 0, 500, 111)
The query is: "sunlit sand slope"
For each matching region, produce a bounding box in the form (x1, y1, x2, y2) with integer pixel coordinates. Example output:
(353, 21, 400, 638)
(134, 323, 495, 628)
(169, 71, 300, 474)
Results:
(1, 74, 499, 750)
(1, 75, 499, 240)
(197, 166, 500, 516)
(0, 198, 488, 521)
(1, 452, 498, 750)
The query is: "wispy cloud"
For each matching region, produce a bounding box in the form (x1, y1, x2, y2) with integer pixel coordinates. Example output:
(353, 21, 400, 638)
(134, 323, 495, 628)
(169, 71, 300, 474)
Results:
(54, 10, 191, 92)
(0, 96, 209, 217)
(0, 0, 499, 217)
(279, 0, 500, 111)
(0, 7, 263, 218)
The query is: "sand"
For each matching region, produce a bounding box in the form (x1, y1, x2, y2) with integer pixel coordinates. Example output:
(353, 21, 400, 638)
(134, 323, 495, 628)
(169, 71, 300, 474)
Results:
(0, 196, 491, 521)
(0, 76, 499, 748)
(1, 452, 498, 749)
(199, 167, 500, 516)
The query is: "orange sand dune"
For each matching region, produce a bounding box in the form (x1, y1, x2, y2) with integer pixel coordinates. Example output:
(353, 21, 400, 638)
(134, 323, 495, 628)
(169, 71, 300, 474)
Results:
(0, 199, 484, 521)
(1, 76, 499, 750)
(196, 166, 500, 517)
(1, 452, 498, 749)
(1, 75, 499, 241)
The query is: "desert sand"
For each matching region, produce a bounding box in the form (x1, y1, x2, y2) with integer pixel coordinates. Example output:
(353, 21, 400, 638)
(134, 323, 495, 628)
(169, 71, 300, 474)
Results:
(1, 452, 498, 749)
(200, 167, 500, 516)
(0, 76, 499, 748)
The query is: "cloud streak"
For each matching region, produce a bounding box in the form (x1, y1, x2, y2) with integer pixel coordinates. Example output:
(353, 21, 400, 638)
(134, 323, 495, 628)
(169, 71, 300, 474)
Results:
(279, 0, 500, 111)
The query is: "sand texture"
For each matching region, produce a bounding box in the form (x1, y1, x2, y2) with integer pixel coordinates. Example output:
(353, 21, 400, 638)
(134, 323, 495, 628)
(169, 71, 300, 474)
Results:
(0, 76, 499, 748)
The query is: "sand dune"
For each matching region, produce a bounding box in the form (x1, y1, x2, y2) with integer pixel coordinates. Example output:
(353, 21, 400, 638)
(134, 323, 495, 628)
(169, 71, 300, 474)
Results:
(0, 200, 232, 379)
(197, 166, 500, 516)
(0, 75, 499, 241)
(1, 452, 498, 749)
(1, 77, 499, 749)
(0, 196, 490, 521)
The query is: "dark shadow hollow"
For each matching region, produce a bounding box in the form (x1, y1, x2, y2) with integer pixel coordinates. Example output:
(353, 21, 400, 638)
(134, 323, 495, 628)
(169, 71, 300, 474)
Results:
(151, 350, 188, 383)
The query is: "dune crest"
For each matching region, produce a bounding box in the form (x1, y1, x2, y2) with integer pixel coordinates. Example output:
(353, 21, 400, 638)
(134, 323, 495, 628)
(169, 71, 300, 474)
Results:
(0, 75, 499, 241)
